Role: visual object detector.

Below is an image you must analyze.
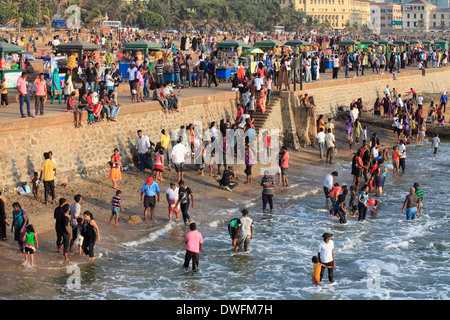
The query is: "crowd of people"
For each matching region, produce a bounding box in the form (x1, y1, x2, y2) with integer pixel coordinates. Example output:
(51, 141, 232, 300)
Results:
(0, 32, 445, 286)
(4, 31, 447, 120)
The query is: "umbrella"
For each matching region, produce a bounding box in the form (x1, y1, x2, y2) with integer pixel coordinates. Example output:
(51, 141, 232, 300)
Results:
(241, 48, 264, 55)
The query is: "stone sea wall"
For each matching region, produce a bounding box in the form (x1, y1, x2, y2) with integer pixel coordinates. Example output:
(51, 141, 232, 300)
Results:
(1, 67, 449, 189)
(296, 67, 450, 117)
(0, 92, 241, 188)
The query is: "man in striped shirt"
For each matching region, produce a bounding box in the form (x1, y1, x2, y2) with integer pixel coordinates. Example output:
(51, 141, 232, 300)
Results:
(414, 183, 424, 215)
(110, 190, 124, 226)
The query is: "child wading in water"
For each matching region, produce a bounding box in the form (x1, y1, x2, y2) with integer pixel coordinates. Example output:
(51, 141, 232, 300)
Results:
(110, 190, 124, 226)
(74, 218, 84, 255)
(23, 225, 38, 266)
(312, 256, 331, 285)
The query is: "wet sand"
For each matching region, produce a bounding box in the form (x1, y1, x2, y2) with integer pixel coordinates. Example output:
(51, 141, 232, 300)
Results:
(0, 117, 401, 287)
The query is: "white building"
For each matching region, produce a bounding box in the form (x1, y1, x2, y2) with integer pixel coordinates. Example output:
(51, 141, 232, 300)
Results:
(402, 0, 437, 32)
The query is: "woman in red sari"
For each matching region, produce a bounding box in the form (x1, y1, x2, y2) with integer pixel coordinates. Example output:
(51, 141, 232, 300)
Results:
(256, 87, 267, 113)
(109, 148, 122, 189)
(237, 62, 245, 83)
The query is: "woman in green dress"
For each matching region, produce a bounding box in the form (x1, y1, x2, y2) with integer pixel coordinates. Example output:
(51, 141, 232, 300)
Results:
(51, 67, 62, 104)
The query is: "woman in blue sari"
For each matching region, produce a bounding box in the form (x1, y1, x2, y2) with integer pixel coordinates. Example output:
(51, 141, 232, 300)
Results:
(51, 67, 62, 104)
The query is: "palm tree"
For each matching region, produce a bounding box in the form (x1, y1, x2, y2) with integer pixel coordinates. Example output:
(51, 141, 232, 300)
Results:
(39, 6, 52, 29)
(1, 1, 23, 32)
(121, 3, 139, 27)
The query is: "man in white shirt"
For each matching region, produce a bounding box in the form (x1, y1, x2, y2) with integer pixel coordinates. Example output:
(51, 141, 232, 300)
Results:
(126, 63, 137, 94)
(397, 94, 404, 110)
(332, 56, 340, 79)
(417, 93, 423, 108)
(318, 233, 335, 283)
(384, 84, 390, 97)
(325, 128, 336, 164)
(135, 129, 153, 173)
(254, 73, 263, 91)
(371, 145, 379, 160)
(432, 134, 442, 157)
(166, 182, 180, 221)
(350, 106, 359, 123)
(316, 127, 326, 159)
(172, 137, 189, 183)
(323, 171, 338, 207)
(398, 140, 406, 173)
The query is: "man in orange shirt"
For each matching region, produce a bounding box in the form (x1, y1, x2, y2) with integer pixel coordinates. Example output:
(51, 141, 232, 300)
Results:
(391, 145, 401, 175)
(34, 73, 47, 116)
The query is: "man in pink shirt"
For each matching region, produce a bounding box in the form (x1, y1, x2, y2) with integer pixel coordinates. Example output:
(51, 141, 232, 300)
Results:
(183, 222, 203, 273)
(17, 71, 32, 118)
(280, 146, 289, 187)
(33, 73, 47, 116)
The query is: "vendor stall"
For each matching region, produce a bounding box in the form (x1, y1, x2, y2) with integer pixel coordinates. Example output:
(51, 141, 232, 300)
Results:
(254, 39, 280, 49)
(360, 40, 379, 52)
(42, 56, 67, 85)
(337, 40, 360, 54)
(392, 40, 407, 52)
(55, 40, 103, 83)
(433, 40, 449, 51)
(0, 42, 25, 89)
(240, 47, 264, 74)
(120, 39, 162, 76)
(376, 40, 393, 55)
(215, 39, 246, 81)
(420, 40, 433, 51)
(408, 39, 422, 50)
(282, 39, 311, 53)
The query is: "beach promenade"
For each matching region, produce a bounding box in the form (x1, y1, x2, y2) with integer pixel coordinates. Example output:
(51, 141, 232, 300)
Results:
(0, 62, 442, 122)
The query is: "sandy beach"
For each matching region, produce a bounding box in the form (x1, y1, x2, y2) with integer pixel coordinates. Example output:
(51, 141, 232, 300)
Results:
(0, 116, 402, 283)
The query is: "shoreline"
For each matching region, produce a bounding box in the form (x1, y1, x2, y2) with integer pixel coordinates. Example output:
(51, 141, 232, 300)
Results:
(0, 117, 402, 289)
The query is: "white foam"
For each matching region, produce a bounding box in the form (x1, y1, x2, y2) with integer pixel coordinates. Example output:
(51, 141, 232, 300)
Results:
(120, 223, 173, 247)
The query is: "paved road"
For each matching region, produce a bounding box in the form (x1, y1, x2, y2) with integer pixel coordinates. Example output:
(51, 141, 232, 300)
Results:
(0, 64, 443, 123)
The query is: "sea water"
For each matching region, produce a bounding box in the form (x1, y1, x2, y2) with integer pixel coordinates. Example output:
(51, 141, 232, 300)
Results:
(2, 140, 449, 300)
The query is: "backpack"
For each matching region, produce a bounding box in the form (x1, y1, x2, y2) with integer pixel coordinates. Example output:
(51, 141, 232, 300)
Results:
(199, 60, 206, 71)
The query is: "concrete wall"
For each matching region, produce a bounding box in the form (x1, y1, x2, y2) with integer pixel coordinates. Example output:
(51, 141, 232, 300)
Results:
(1, 67, 449, 188)
(295, 67, 450, 117)
(0, 92, 239, 188)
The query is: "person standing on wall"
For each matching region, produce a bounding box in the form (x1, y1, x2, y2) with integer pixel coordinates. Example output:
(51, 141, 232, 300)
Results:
(33, 73, 47, 116)
(207, 56, 218, 88)
(332, 55, 340, 79)
(17, 71, 32, 118)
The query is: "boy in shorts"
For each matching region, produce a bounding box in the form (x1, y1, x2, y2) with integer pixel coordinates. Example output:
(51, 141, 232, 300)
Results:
(110, 190, 124, 226)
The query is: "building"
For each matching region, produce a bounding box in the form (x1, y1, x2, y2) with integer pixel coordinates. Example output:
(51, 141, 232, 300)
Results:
(389, 0, 449, 8)
(252, 0, 371, 30)
(402, 0, 437, 32)
(429, 7, 450, 31)
(370, 1, 403, 34)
